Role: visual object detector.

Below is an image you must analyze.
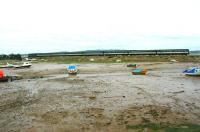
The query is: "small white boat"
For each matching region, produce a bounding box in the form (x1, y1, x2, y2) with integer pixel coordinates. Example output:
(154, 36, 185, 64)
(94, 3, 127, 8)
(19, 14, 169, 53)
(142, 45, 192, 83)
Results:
(183, 67, 200, 76)
(14, 62, 32, 69)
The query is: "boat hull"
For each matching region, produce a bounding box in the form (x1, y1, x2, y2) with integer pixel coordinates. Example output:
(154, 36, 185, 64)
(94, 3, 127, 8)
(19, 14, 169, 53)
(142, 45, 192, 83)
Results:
(14, 65, 32, 69)
(0, 66, 14, 68)
(132, 69, 147, 75)
(183, 67, 200, 76)
(0, 76, 12, 82)
(68, 70, 78, 74)
(184, 73, 200, 76)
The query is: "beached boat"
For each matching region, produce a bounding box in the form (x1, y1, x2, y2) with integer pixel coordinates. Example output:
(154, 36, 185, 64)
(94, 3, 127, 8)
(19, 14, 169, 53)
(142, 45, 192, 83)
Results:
(0, 69, 12, 82)
(132, 69, 147, 75)
(183, 67, 200, 76)
(0, 63, 15, 68)
(67, 65, 78, 74)
(127, 64, 137, 68)
(14, 62, 32, 69)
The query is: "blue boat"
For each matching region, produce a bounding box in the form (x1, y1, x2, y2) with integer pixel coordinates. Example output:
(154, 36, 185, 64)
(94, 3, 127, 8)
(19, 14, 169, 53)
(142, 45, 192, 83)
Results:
(183, 67, 200, 76)
(67, 65, 78, 74)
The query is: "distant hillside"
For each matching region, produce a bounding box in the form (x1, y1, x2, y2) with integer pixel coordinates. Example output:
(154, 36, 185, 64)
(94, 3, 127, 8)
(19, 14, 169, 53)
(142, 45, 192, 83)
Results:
(28, 49, 189, 57)
(190, 50, 200, 55)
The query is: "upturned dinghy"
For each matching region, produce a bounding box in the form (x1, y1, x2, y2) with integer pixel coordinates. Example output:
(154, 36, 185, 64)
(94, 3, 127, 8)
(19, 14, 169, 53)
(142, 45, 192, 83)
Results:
(183, 67, 200, 76)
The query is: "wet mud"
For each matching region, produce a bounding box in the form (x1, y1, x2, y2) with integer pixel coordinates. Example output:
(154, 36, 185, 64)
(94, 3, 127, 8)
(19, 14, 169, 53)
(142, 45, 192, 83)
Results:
(0, 62, 200, 131)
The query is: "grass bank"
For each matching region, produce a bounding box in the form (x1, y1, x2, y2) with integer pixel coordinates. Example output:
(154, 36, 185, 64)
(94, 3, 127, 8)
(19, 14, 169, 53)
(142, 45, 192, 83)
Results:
(1, 55, 200, 64)
(37, 55, 200, 63)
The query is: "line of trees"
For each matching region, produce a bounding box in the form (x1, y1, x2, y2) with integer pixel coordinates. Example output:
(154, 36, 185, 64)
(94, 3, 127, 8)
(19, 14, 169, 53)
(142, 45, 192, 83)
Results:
(0, 54, 22, 60)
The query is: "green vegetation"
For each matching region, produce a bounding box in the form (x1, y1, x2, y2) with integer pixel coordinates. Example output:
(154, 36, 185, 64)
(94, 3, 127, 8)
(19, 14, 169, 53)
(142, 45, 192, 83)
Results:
(1, 55, 199, 64)
(0, 54, 22, 60)
(36, 55, 200, 64)
(126, 123, 200, 132)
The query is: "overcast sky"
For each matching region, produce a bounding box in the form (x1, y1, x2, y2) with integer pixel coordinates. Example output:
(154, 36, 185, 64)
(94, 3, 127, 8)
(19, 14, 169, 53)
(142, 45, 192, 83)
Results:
(0, 0, 200, 54)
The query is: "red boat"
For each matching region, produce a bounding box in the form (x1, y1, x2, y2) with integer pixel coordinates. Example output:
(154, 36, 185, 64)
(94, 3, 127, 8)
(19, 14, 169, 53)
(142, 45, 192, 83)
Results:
(0, 69, 12, 82)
